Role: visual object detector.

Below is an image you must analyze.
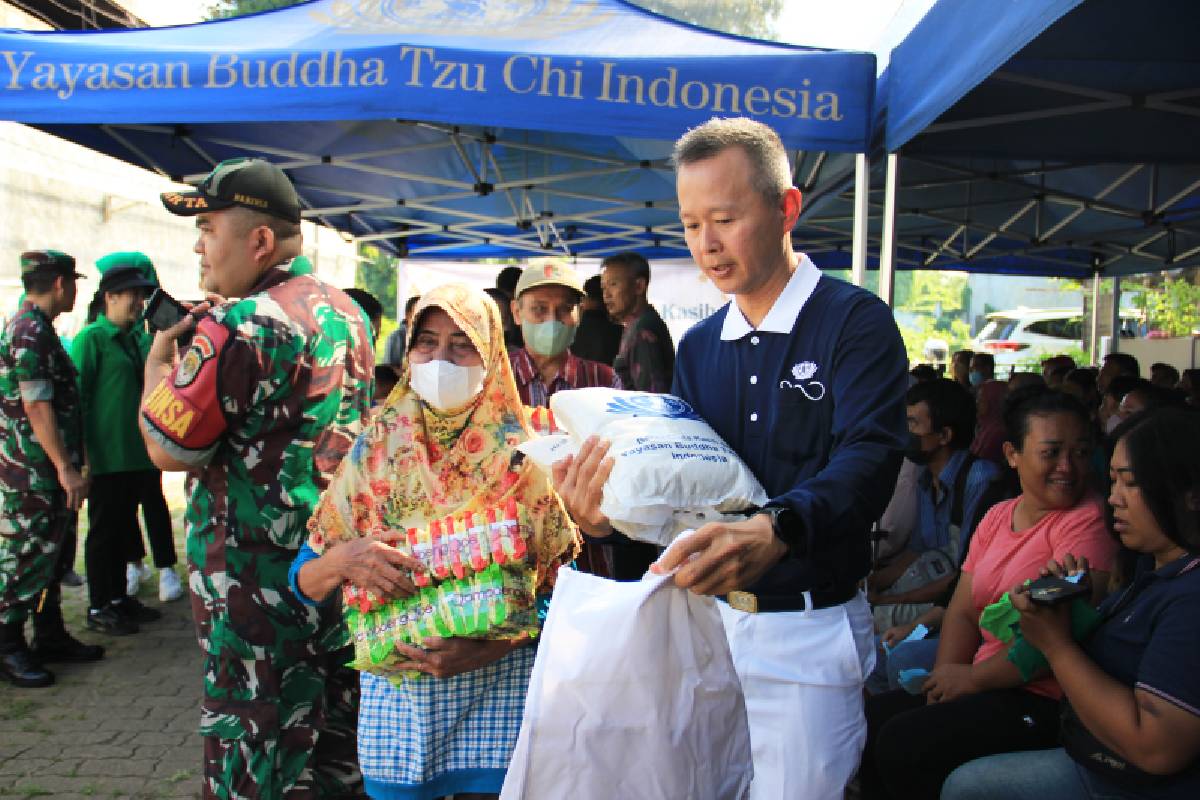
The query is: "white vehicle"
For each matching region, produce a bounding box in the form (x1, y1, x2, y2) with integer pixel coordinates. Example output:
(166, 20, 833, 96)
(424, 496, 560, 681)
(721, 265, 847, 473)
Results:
(972, 307, 1141, 371)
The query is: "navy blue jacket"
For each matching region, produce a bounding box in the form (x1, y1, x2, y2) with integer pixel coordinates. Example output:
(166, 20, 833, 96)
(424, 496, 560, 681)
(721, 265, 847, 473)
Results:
(673, 272, 907, 595)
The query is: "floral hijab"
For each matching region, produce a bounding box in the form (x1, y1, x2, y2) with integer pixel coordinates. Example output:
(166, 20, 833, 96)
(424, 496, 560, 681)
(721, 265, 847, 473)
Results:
(308, 283, 580, 591)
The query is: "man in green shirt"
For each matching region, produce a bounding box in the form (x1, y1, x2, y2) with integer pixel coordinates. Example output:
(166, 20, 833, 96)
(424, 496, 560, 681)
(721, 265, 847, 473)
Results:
(87, 254, 184, 604)
(70, 256, 162, 635)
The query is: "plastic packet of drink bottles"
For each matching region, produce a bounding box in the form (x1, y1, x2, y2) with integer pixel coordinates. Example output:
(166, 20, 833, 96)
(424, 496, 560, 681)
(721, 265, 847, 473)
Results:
(483, 564, 509, 628)
(450, 578, 475, 636)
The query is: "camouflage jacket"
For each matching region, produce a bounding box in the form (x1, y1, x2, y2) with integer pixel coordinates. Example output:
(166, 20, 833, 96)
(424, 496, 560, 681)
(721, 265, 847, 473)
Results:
(140, 268, 373, 670)
(0, 301, 83, 493)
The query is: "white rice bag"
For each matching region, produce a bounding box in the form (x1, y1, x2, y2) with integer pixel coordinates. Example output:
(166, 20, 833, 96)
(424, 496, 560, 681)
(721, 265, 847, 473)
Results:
(535, 388, 767, 546)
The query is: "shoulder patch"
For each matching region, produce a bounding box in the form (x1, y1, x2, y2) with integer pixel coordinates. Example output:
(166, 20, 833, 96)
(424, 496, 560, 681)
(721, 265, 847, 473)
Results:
(142, 318, 231, 453)
(175, 334, 217, 388)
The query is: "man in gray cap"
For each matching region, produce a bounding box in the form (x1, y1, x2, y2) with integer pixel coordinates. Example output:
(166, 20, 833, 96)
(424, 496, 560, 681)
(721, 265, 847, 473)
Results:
(0, 250, 101, 688)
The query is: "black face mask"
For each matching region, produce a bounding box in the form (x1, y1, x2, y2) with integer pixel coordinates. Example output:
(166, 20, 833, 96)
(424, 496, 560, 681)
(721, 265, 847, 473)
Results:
(904, 432, 935, 465)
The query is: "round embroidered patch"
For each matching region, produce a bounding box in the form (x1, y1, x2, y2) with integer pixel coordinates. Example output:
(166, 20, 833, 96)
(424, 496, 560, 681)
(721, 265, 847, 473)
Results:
(174, 334, 214, 388)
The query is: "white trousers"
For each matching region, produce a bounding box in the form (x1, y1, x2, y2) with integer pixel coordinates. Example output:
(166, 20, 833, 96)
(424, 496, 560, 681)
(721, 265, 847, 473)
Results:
(719, 592, 875, 800)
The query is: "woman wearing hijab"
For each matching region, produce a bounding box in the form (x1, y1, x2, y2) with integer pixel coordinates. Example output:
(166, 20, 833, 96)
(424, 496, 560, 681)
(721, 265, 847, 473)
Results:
(292, 283, 580, 800)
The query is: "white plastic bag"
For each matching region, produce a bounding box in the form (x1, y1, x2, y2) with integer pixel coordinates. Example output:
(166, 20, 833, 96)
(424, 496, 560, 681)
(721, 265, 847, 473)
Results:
(529, 388, 767, 545)
(500, 566, 753, 800)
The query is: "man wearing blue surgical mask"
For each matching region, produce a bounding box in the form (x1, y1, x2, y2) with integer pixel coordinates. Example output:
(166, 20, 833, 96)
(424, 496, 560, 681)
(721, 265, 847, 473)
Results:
(968, 351, 995, 390)
(507, 262, 616, 409)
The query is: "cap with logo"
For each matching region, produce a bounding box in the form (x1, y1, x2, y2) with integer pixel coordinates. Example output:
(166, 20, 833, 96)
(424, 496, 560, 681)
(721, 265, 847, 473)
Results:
(514, 261, 584, 298)
(20, 250, 85, 279)
(96, 252, 158, 294)
(160, 157, 301, 223)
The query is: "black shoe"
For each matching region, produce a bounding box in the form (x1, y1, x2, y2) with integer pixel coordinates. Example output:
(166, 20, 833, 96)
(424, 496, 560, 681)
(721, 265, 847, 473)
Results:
(113, 596, 162, 624)
(31, 632, 105, 663)
(86, 606, 139, 636)
(0, 647, 55, 688)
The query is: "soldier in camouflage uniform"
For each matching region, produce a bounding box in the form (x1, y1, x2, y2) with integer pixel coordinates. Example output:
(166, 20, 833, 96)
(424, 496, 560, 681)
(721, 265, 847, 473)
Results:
(1, 250, 103, 689)
(139, 159, 374, 799)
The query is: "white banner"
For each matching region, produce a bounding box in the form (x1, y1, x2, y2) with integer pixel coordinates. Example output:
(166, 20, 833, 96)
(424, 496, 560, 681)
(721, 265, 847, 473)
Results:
(398, 258, 729, 348)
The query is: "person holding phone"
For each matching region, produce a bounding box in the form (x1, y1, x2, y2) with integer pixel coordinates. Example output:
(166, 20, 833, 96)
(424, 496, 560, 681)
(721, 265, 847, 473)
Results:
(139, 158, 375, 799)
(860, 387, 1119, 799)
(942, 406, 1200, 799)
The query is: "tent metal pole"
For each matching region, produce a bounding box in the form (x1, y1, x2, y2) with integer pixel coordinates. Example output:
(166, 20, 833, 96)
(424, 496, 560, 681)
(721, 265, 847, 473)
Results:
(879, 153, 899, 306)
(1110, 276, 1122, 354)
(1090, 267, 1101, 366)
(851, 153, 869, 287)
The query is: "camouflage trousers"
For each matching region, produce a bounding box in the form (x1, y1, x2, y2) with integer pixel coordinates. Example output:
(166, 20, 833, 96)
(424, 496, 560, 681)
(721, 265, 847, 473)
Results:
(202, 653, 365, 800)
(0, 490, 70, 626)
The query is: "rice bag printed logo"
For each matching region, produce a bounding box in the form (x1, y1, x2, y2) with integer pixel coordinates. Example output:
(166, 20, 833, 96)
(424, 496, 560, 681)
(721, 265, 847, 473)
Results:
(780, 360, 826, 401)
(604, 394, 700, 420)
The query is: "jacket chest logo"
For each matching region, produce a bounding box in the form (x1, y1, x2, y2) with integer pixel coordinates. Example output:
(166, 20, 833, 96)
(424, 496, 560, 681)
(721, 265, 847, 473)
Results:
(779, 360, 826, 400)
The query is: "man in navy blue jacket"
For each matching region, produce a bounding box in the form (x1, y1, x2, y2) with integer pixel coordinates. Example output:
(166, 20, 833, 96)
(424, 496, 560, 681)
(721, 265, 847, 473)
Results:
(555, 117, 908, 798)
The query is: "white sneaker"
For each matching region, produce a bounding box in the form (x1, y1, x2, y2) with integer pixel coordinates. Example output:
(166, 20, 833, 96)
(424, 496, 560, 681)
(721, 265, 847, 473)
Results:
(126, 563, 141, 597)
(159, 568, 184, 603)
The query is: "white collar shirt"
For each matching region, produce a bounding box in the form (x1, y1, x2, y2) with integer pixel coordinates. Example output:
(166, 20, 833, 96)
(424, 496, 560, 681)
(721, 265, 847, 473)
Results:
(719, 253, 822, 341)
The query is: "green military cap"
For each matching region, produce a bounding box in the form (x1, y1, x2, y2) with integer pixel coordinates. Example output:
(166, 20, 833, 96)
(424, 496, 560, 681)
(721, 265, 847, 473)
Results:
(20, 250, 85, 279)
(289, 255, 314, 276)
(96, 251, 155, 279)
(96, 251, 158, 294)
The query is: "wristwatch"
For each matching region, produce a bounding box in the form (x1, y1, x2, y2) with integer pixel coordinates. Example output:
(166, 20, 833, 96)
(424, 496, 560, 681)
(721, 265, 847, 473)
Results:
(756, 505, 804, 560)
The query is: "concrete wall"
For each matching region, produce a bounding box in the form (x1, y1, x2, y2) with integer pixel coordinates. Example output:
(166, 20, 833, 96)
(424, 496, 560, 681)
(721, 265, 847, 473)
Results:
(1, 122, 358, 336)
(1120, 336, 1200, 374)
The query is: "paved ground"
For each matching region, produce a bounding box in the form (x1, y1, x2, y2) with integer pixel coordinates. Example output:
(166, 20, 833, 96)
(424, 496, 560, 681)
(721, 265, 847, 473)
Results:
(0, 477, 203, 800)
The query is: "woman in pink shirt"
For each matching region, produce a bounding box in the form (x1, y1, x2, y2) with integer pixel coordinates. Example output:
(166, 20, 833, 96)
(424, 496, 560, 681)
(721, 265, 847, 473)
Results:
(860, 387, 1118, 800)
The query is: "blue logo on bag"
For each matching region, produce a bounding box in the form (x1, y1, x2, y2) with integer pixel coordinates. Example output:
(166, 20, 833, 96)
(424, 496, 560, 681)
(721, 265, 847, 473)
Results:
(604, 395, 700, 420)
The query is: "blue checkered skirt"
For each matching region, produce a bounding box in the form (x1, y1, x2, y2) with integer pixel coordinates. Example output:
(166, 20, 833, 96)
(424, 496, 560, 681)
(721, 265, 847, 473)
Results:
(358, 647, 535, 798)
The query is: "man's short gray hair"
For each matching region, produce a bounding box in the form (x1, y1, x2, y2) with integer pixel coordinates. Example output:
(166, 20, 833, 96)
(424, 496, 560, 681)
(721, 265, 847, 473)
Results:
(672, 117, 793, 203)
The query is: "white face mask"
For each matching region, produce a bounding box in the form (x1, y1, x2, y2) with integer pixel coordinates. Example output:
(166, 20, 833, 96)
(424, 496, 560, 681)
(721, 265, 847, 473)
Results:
(409, 359, 485, 412)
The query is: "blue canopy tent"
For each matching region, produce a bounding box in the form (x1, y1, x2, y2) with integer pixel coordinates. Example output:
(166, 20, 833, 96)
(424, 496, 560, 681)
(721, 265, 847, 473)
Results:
(0, 0, 876, 262)
(794, 0, 1200, 289)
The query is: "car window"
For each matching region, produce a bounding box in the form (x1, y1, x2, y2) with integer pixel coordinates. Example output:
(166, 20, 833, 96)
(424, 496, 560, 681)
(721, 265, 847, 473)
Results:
(979, 317, 1018, 340)
(1024, 317, 1082, 339)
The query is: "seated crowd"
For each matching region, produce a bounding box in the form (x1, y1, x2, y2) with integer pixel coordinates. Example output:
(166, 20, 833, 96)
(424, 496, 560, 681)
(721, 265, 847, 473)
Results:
(859, 348, 1200, 799)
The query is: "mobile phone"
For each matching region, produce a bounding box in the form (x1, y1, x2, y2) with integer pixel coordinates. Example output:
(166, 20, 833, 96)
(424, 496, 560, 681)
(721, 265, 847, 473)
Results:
(1027, 575, 1089, 606)
(143, 288, 189, 333)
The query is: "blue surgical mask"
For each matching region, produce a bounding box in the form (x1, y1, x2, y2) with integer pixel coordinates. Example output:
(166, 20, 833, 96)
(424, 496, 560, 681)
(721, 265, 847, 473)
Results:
(969, 370, 984, 387)
(522, 320, 576, 356)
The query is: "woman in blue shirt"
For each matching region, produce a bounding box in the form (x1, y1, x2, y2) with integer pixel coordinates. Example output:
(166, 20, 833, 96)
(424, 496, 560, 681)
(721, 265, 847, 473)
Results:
(941, 406, 1200, 799)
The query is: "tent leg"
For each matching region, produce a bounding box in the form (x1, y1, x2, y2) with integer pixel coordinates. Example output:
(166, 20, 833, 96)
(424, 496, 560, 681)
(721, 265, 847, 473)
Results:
(851, 153, 870, 287)
(1109, 276, 1122, 353)
(1090, 271, 1101, 365)
(879, 153, 899, 306)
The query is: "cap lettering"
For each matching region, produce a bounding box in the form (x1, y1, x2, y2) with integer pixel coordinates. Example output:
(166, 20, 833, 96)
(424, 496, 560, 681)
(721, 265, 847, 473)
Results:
(233, 193, 268, 208)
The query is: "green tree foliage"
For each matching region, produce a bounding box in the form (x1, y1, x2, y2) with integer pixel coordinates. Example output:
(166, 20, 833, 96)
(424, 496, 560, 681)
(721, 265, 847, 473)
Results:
(628, 0, 783, 38)
(1134, 276, 1200, 337)
(356, 245, 398, 322)
(205, 0, 303, 20)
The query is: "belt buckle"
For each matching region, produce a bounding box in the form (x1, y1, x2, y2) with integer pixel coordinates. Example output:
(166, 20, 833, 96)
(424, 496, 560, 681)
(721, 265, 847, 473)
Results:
(727, 591, 758, 614)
